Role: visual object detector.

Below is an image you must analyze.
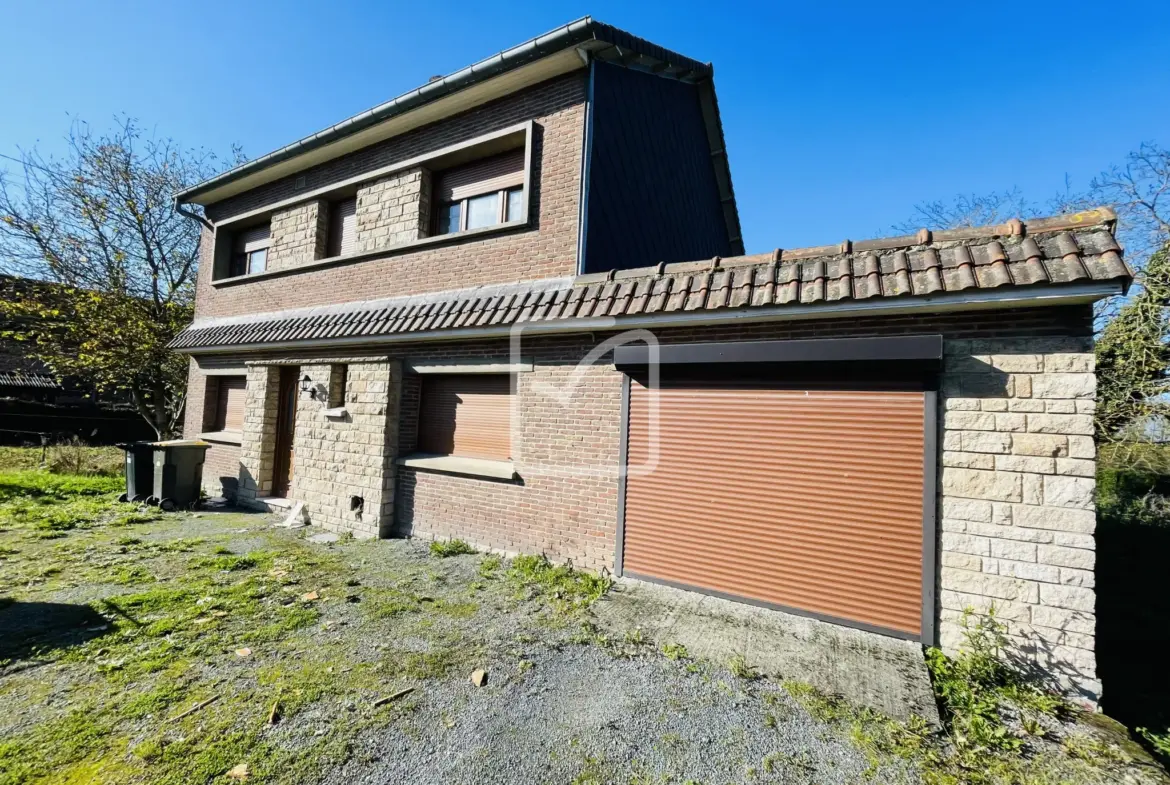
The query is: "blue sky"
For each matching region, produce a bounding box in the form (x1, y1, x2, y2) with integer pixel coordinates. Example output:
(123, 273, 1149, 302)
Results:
(2, 1, 1168, 251)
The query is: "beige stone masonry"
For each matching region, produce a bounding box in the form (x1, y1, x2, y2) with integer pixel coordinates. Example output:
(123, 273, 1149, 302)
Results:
(287, 359, 402, 538)
(355, 168, 431, 253)
(268, 199, 328, 271)
(939, 336, 1099, 703)
(237, 366, 280, 501)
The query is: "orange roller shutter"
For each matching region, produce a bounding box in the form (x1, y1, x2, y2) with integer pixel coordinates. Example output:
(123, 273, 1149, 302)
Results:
(434, 149, 524, 202)
(621, 380, 925, 638)
(417, 374, 512, 460)
(216, 377, 247, 432)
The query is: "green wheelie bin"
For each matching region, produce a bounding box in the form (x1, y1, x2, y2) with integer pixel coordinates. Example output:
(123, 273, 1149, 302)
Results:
(116, 442, 156, 503)
(148, 440, 211, 512)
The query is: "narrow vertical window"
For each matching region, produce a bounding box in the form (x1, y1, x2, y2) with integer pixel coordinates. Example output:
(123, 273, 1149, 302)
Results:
(327, 197, 357, 257)
(230, 224, 271, 277)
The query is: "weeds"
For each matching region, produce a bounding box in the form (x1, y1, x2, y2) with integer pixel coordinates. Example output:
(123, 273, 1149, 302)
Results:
(429, 538, 477, 557)
(661, 642, 689, 660)
(506, 554, 612, 612)
(728, 653, 758, 680)
(478, 554, 502, 577)
(925, 608, 1069, 763)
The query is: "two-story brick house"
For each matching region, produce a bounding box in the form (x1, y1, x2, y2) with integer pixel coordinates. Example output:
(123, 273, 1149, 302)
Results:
(171, 18, 1131, 703)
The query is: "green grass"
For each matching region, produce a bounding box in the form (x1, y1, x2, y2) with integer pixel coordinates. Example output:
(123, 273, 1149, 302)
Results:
(0, 444, 123, 476)
(429, 538, 477, 557)
(505, 554, 612, 613)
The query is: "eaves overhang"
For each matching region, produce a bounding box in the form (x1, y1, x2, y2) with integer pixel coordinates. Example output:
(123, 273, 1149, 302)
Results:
(174, 17, 716, 208)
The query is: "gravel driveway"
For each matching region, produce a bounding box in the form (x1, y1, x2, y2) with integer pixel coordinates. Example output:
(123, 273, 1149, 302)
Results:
(323, 643, 909, 785)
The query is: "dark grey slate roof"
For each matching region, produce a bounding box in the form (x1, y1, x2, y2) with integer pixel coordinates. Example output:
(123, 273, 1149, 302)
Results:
(170, 209, 1131, 352)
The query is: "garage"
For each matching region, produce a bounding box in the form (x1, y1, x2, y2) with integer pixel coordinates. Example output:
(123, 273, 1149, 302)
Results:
(614, 336, 940, 642)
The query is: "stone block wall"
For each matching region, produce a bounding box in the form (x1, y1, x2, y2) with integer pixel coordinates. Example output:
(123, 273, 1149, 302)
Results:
(287, 359, 402, 538)
(938, 336, 1098, 702)
(237, 365, 281, 502)
(355, 168, 431, 253)
(268, 199, 328, 271)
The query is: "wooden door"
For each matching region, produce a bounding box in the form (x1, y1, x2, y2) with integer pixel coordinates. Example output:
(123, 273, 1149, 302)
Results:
(272, 367, 299, 497)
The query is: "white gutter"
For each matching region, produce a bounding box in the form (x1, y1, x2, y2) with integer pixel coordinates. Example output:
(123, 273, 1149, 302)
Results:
(179, 281, 1121, 356)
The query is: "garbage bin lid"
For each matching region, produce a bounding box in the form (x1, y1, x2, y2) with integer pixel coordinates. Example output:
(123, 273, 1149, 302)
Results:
(152, 439, 212, 448)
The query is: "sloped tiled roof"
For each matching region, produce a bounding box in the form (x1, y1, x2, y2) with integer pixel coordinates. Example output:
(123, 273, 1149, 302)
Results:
(171, 208, 1131, 352)
(0, 371, 59, 389)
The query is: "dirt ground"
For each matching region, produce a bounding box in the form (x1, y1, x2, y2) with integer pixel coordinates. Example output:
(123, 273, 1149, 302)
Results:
(0, 465, 1165, 784)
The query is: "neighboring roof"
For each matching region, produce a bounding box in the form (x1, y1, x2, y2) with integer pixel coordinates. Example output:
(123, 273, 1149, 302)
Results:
(0, 371, 59, 390)
(170, 208, 1131, 354)
(176, 17, 724, 208)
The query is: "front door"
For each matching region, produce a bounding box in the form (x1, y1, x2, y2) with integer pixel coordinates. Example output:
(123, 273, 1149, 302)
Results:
(272, 366, 299, 497)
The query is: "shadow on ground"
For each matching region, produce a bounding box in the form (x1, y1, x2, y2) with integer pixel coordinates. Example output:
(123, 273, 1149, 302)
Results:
(1097, 521, 1170, 747)
(0, 598, 110, 661)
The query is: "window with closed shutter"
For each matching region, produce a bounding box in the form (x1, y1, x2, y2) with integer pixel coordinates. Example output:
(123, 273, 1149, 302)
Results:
(417, 374, 512, 461)
(229, 224, 271, 276)
(432, 149, 525, 235)
(214, 377, 247, 431)
(327, 197, 357, 257)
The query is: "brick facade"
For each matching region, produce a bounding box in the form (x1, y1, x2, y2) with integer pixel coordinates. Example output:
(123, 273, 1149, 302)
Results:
(184, 304, 1100, 701)
(193, 74, 585, 321)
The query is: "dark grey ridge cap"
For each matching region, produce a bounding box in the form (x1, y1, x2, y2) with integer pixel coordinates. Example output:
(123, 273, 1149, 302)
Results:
(174, 17, 713, 206)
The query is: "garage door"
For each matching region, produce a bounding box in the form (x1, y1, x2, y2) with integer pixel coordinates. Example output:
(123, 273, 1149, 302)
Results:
(620, 379, 927, 638)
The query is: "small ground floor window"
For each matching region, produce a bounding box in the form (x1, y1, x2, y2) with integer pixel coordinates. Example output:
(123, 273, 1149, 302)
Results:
(417, 374, 512, 460)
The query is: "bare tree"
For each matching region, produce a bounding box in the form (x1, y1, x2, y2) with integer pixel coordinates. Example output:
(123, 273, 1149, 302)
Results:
(0, 117, 240, 437)
(1087, 142, 1170, 269)
(892, 188, 1037, 234)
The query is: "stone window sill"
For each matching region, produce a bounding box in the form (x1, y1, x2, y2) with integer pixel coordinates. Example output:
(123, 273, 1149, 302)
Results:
(210, 219, 528, 288)
(322, 407, 348, 419)
(394, 453, 517, 481)
(200, 430, 242, 445)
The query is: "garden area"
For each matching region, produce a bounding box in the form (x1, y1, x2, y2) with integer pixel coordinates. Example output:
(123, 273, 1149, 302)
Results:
(0, 445, 1166, 784)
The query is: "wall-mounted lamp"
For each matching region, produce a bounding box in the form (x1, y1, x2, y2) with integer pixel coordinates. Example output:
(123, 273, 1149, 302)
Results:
(300, 374, 317, 399)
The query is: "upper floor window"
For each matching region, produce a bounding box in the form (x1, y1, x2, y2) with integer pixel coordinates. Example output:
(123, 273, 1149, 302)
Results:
(230, 224, 270, 277)
(433, 149, 525, 236)
(326, 197, 357, 257)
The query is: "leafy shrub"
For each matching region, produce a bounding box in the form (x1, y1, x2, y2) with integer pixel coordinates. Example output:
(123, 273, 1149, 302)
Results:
(429, 539, 477, 557)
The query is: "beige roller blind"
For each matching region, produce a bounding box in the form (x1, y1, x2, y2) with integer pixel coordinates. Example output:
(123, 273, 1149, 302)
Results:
(215, 377, 247, 431)
(417, 374, 512, 460)
(327, 197, 357, 257)
(434, 149, 524, 202)
(233, 224, 271, 253)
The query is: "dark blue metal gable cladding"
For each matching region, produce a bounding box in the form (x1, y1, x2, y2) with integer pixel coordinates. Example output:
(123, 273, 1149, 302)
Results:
(583, 61, 732, 274)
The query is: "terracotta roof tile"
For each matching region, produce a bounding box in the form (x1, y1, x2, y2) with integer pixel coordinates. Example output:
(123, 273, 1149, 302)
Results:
(171, 208, 1134, 352)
